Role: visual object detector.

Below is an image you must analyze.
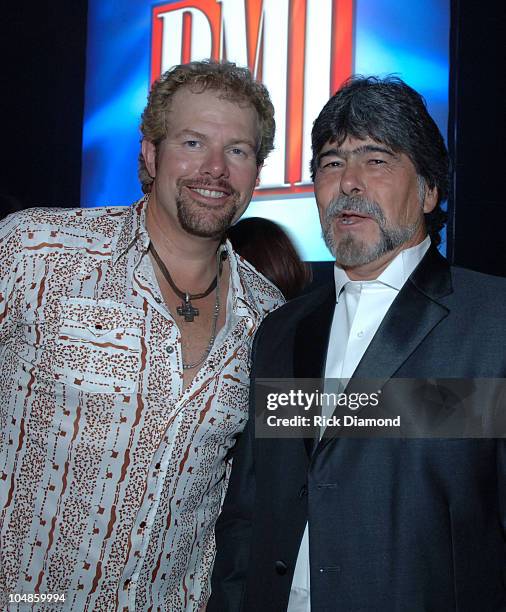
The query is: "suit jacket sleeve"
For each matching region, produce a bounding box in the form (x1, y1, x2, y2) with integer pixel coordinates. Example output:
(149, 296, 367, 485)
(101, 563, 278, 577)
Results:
(499, 440, 506, 536)
(208, 325, 264, 611)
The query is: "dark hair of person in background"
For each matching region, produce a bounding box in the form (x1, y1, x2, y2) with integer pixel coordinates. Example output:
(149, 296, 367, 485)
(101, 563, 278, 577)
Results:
(311, 75, 449, 246)
(227, 217, 312, 300)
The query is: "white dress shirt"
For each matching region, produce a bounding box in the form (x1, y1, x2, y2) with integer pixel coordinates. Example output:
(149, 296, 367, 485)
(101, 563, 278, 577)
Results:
(287, 237, 431, 612)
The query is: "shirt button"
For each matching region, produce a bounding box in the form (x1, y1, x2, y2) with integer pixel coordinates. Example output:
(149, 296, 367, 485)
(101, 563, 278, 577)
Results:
(275, 560, 288, 575)
(166, 346, 174, 354)
(155, 463, 161, 469)
(357, 331, 364, 338)
(139, 521, 146, 528)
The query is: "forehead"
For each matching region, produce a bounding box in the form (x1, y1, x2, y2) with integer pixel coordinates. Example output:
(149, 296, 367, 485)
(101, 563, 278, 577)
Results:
(320, 135, 392, 153)
(166, 86, 259, 136)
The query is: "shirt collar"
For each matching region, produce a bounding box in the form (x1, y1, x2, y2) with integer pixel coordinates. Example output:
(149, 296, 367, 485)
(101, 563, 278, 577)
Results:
(333, 235, 431, 298)
(225, 239, 262, 320)
(112, 195, 150, 264)
(112, 199, 262, 319)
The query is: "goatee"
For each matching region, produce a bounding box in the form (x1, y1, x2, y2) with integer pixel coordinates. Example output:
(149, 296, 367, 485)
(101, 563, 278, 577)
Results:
(176, 179, 240, 238)
(322, 194, 420, 267)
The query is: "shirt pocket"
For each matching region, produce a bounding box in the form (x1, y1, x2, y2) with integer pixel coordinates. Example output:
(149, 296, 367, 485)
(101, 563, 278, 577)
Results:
(53, 297, 144, 393)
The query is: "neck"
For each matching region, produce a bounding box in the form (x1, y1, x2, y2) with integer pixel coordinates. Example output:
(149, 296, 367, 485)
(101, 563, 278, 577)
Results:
(340, 248, 403, 281)
(338, 234, 427, 281)
(145, 194, 223, 289)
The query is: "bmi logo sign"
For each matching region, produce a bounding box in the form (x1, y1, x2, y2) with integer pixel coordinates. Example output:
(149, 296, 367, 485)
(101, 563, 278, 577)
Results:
(151, 0, 354, 196)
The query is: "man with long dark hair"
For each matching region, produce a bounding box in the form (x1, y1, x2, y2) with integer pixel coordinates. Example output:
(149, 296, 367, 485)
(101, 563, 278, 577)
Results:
(209, 77, 506, 611)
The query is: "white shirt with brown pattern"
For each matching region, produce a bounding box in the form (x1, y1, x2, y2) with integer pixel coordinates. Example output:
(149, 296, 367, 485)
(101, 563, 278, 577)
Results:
(0, 196, 283, 611)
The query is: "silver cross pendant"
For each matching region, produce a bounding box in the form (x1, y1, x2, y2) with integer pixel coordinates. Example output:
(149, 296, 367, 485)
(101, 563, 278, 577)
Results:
(177, 293, 199, 322)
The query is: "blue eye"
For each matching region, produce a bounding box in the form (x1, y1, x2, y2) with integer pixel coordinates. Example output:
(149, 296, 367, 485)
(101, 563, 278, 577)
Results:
(184, 140, 200, 148)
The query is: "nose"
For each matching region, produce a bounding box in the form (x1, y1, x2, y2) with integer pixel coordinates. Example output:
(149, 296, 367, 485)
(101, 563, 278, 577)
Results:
(340, 161, 364, 196)
(199, 147, 229, 180)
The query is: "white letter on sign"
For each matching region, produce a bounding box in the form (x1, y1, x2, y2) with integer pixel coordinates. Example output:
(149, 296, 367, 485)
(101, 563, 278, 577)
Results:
(254, 0, 290, 189)
(218, 0, 248, 66)
(158, 8, 212, 72)
(299, 0, 332, 185)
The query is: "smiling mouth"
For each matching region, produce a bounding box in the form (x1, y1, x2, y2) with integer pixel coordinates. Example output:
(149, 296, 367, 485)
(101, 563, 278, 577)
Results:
(190, 187, 230, 199)
(182, 183, 235, 204)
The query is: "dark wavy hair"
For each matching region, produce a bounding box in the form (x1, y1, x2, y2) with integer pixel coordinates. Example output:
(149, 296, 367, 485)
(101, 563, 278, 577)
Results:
(228, 217, 312, 300)
(311, 76, 449, 245)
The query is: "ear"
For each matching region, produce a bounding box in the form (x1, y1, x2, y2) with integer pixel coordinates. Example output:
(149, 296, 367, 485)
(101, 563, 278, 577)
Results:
(423, 185, 438, 213)
(142, 140, 157, 178)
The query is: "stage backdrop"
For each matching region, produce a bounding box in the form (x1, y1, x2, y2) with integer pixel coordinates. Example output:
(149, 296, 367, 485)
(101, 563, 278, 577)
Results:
(81, 0, 449, 261)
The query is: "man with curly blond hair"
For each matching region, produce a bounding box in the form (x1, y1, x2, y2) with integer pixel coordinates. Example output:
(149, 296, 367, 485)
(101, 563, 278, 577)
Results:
(0, 60, 282, 611)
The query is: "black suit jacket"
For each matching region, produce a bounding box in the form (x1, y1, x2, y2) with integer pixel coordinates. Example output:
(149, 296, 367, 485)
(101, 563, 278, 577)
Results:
(209, 247, 506, 612)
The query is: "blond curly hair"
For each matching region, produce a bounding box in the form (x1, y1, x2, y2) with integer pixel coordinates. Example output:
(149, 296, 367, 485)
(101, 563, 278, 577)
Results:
(138, 60, 276, 194)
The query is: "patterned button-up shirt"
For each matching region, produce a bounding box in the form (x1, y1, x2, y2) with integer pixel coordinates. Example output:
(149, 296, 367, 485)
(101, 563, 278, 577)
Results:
(0, 197, 283, 611)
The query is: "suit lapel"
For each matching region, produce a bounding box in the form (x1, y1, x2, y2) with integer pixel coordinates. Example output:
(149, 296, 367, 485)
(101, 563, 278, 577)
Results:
(318, 246, 453, 450)
(351, 282, 449, 382)
(293, 284, 335, 456)
(293, 284, 335, 379)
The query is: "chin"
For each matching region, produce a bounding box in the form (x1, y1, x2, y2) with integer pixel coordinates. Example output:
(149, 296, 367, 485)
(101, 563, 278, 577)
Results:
(332, 233, 384, 268)
(184, 226, 226, 239)
(180, 210, 236, 239)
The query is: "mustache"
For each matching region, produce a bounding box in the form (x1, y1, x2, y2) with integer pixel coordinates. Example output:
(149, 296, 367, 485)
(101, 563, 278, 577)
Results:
(177, 178, 236, 195)
(325, 195, 386, 225)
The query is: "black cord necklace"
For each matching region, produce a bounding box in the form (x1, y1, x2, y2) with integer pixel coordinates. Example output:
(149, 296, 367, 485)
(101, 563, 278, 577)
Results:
(148, 242, 221, 322)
